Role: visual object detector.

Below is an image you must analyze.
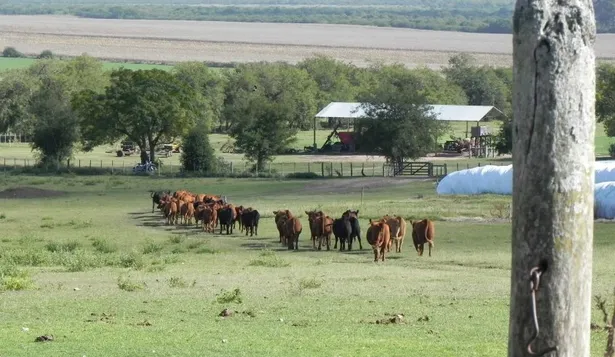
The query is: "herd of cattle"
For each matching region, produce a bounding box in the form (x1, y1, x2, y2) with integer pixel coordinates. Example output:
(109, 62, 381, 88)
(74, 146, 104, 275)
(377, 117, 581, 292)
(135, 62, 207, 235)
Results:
(150, 190, 436, 262)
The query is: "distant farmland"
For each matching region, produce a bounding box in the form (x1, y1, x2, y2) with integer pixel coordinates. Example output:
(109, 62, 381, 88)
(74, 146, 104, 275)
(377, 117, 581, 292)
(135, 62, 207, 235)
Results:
(2, 15, 615, 68)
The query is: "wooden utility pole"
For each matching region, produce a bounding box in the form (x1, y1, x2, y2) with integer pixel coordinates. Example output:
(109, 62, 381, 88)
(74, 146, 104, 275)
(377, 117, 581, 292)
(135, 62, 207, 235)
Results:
(509, 1, 596, 357)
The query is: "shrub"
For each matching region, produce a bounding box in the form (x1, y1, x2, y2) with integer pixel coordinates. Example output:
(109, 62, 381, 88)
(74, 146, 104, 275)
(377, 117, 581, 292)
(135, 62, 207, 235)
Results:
(609, 143, 615, 158)
(2, 46, 24, 58)
(37, 50, 54, 59)
(180, 126, 216, 172)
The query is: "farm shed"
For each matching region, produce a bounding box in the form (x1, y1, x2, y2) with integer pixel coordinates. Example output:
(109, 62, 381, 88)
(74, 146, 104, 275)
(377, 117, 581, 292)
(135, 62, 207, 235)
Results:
(312, 102, 503, 155)
(436, 161, 615, 196)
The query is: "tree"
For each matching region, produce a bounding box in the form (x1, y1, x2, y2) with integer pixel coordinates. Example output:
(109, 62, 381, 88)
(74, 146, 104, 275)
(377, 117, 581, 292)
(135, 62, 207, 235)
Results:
(0, 69, 37, 134)
(225, 62, 319, 170)
(180, 126, 216, 173)
(596, 63, 615, 136)
(297, 55, 358, 110)
(29, 78, 80, 167)
(443, 53, 512, 117)
(354, 64, 445, 169)
(224, 62, 319, 132)
(2, 47, 23, 58)
(410, 66, 468, 105)
(172, 62, 226, 131)
(73, 68, 201, 164)
(509, 1, 595, 357)
(37, 50, 54, 59)
(230, 94, 298, 172)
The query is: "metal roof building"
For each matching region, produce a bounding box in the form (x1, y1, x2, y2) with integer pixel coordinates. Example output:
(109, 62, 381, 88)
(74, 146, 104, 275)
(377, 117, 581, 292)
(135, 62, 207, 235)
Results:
(315, 102, 502, 122)
(310, 102, 504, 153)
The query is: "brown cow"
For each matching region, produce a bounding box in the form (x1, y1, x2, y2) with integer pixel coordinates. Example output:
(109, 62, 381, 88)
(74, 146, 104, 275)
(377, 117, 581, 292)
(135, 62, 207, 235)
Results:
(183, 201, 195, 225)
(283, 215, 302, 250)
(305, 210, 333, 251)
(234, 205, 244, 232)
(201, 206, 215, 233)
(273, 210, 292, 246)
(177, 200, 187, 225)
(411, 219, 435, 257)
(305, 210, 321, 250)
(383, 215, 406, 253)
(366, 219, 391, 262)
(165, 199, 179, 225)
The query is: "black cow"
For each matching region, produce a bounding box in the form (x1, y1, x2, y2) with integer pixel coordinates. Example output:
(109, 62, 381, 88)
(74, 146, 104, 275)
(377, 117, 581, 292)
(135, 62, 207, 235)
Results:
(332, 217, 352, 251)
(217, 206, 234, 235)
(242, 209, 260, 237)
(343, 209, 363, 250)
(150, 190, 170, 213)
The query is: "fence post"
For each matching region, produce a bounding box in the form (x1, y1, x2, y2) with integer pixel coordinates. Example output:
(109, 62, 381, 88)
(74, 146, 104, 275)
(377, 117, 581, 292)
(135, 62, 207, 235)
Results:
(508, 1, 595, 355)
(111, 160, 114, 174)
(350, 163, 353, 177)
(330, 162, 333, 177)
(89, 160, 92, 168)
(100, 160, 103, 168)
(230, 161, 233, 175)
(340, 162, 343, 177)
(382, 164, 385, 177)
(79, 159, 81, 168)
(308, 162, 311, 173)
(372, 163, 375, 177)
(321, 162, 324, 177)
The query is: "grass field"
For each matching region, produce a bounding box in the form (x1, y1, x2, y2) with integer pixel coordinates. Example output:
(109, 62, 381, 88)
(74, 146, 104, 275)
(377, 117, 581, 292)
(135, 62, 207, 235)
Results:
(2, 15, 615, 69)
(0, 174, 613, 356)
(0, 57, 173, 71)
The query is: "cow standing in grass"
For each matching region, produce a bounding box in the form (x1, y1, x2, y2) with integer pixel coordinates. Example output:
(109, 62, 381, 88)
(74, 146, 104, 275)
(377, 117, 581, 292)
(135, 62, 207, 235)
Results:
(218, 205, 234, 235)
(332, 215, 352, 251)
(242, 208, 260, 237)
(366, 219, 391, 262)
(150, 190, 170, 213)
(383, 215, 406, 253)
(342, 209, 362, 250)
(234, 205, 244, 232)
(305, 210, 334, 251)
(273, 210, 291, 245)
(411, 219, 435, 257)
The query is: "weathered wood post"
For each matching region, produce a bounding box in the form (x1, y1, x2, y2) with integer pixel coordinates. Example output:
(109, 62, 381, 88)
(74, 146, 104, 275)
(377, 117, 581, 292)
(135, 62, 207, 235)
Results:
(509, 1, 596, 357)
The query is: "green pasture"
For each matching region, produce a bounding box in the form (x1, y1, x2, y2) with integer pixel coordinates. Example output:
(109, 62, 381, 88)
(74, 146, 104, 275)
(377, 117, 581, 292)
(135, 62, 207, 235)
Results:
(0, 175, 613, 356)
(0, 57, 174, 72)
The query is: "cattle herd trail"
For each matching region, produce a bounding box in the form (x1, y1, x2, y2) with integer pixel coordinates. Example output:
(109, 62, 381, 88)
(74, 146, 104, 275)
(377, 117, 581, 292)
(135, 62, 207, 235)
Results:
(2, 15, 615, 68)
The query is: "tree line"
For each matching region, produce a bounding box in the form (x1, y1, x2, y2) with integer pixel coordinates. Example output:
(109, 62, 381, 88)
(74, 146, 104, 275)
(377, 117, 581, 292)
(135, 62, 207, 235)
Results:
(1, 52, 614, 173)
(1, 1, 614, 34)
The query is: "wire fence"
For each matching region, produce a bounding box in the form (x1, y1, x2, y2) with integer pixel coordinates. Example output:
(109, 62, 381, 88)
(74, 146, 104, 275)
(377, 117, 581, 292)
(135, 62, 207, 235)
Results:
(0, 157, 513, 178)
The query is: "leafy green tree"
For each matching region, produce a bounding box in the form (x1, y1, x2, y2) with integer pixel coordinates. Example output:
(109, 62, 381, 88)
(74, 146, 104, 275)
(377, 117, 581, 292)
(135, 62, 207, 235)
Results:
(597, 63, 615, 136)
(0, 69, 37, 134)
(410, 66, 468, 105)
(494, 120, 512, 155)
(180, 126, 216, 172)
(172, 62, 226, 131)
(443, 53, 512, 117)
(230, 95, 297, 172)
(355, 65, 446, 169)
(2, 47, 23, 58)
(297, 55, 358, 110)
(224, 62, 319, 132)
(73, 68, 201, 163)
(29, 78, 80, 167)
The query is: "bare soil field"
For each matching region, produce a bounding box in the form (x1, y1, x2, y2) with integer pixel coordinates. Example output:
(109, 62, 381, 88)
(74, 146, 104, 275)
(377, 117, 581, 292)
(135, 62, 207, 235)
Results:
(2, 15, 615, 68)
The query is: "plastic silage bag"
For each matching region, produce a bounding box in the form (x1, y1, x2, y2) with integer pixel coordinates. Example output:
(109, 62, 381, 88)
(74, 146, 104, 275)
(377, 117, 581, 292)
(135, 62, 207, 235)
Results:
(594, 161, 615, 183)
(436, 165, 513, 195)
(594, 181, 615, 219)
